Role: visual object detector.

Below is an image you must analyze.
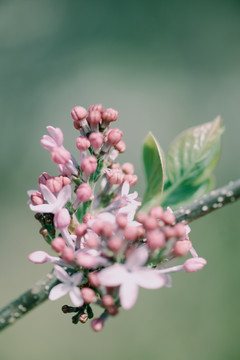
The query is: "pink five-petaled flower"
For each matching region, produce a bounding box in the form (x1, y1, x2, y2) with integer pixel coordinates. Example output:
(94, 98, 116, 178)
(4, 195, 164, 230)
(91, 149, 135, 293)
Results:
(98, 246, 168, 310)
(29, 184, 71, 214)
(49, 265, 84, 306)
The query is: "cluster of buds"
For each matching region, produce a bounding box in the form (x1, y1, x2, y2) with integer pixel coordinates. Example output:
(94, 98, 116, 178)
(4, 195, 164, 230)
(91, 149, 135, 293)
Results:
(28, 104, 206, 332)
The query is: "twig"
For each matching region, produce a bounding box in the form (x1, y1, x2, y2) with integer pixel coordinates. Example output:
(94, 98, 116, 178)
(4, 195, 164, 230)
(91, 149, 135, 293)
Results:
(1, 179, 240, 333)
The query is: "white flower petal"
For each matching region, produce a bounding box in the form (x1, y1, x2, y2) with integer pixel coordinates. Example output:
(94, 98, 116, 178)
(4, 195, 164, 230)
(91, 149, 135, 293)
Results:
(69, 287, 84, 307)
(126, 246, 149, 269)
(54, 265, 71, 283)
(39, 184, 56, 204)
(133, 269, 167, 289)
(29, 202, 55, 213)
(96, 212, 116, 224)
(49, 283, 71, 301)
(98, 265, 127, 286)
(119, 278, 139, 310)
(121, 181, 130, 196)
(54, 185, 71, 210)
(71, 272, 83, 286)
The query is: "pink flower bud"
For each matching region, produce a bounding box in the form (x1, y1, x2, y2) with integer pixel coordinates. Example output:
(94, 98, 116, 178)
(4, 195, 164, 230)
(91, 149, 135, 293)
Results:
(88, 272, 100, 287)
(89, 104, 103, 113)
(184, 257, 207, 273)
(86, 234, 99, 249)
(108, 236, 123, 252)
(54, 208, 71, 229)
(89, 132, 104, 149)
(46, 177, 63, 193)
(174, 223, 187, 238)
(31, 191, 44, 205)
(147, 230, 165, 250)
(123, 174, 138, 186)
(122, 162, 134, 175)
(102, 222, 114, 238)
(61, 247, 75, 263)
(76, 136, 90, 151)
(102, 294, 114, 307)
(71, 106, 88, 121)
(164, 226, 177, 239)
(51, 237, 65, 252)
(91, 318, 104, 332)
(143, 216, 159, 231)
(173, 240, 192, 256)
(105, 169, 122, 184)
(76, 183, 92, 202)
(73, 120, 81, 130)
(115, 140, 126, 153)
(83, 213, 94, 224)
(76, 253, 96, 269)
(149, 206, 164, 219)
(107, 129, 123, 145)
(124, 226, 139, 241)
(61, 176, 71, 186)
(102, 107, 118, 122)
(81, 287, 96, 303)
(162, 210, 175, 225)
(51, 147, 71, 165)
(38, 172, 51, 185)
(107, 305, 119, 316)
(135, 212, 148, 224)
(91, 220, 104, 235)
(116, 214, 128, 228)
(87, 110, 101, 124)
(28, 251, 49, 264)
(75, 223, 87, 237)
(81, 156, 97, 174)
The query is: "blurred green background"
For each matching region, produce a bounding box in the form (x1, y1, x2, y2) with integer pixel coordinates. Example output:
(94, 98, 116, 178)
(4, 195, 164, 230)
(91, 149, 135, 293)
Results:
(0, 0, 240, 359)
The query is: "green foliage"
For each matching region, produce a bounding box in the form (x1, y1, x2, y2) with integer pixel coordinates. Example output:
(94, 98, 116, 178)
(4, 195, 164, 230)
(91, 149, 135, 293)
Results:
(141, 117, 224, 211)
(141, 132, 164, 212)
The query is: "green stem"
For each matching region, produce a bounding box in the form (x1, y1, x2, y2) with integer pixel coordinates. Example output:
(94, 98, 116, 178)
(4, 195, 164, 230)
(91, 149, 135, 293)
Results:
(1, 178, 240, 333)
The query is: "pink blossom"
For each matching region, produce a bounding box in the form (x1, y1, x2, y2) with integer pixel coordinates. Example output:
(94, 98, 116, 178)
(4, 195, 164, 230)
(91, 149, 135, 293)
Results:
(49, 266, 84, 306)
(29, 184, 71, 214)
(98, 246, 168, 310)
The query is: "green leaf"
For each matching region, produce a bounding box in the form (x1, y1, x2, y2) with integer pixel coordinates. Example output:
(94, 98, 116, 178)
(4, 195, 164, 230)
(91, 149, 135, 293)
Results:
(162, 116, 224, 206)
(161, 176, 215, 209)
(141, 132, 165, 210)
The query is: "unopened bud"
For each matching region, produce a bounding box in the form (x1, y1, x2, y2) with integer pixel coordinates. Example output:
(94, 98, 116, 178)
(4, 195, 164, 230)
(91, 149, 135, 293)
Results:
(71, 106, 88, 121)
(31, 191, 44, 205)
(107, 129, 123, 145)
(51, 147, 71, 165)
(81, 156, 97, 174)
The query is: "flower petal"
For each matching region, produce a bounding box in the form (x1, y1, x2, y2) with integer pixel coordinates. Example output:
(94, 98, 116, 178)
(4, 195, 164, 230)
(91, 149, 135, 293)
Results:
(71, 272, 83, 286)
(133, 269, 167, 289)
(54, 185, 71, 210)
(54, 265, 71, 283)
(47, 126, 64, 147)
(121, 181, 130, 196)
(98, 264, 127, 286)
(126, 245, 149, 269)
(41, 135, 56, 150)
(39, 184, 56, 204)
(69, 287, 84, 307)
(29, 202, 54, 213)
(119, 278, 139, 310)
(49, 283, 71, 301)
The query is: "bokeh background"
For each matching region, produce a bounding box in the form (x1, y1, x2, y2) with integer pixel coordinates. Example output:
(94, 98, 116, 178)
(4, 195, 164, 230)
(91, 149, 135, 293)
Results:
(0, 0, 240, 359)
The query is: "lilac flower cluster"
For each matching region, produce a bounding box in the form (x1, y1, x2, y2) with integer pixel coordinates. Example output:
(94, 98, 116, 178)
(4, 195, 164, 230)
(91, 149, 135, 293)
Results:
(28, 104, 206, 332)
